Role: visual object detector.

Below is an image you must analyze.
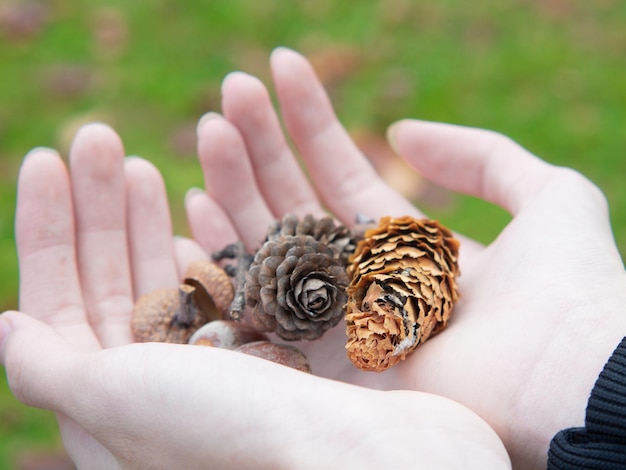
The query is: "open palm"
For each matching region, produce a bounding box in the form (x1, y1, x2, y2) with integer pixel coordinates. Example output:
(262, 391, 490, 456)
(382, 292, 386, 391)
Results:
(186, 48, 626, 468)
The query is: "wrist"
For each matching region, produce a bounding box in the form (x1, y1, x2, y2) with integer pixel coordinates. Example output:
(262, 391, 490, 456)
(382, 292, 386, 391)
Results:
(508, 297, 626, 468)
(548, 336, 626, 468)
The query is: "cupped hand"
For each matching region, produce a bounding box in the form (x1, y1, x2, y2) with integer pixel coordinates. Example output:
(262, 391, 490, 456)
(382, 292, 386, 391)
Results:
(5, 123, 202, 468)
(1, 124, 510, 468)
(1, 311, 510, 469)
(186, 47, 626, 468)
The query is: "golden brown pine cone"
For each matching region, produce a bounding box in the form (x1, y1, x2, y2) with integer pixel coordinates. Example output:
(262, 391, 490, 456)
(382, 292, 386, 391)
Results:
(345, 216, 460, 372)
(245, 234, 349, 340)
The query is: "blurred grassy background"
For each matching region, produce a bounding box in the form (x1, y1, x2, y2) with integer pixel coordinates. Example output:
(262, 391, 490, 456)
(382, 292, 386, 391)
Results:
(1, 0, 624, 467)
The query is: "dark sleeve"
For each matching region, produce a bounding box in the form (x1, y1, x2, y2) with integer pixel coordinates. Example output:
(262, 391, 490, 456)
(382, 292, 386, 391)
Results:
(547, 337, 626, 469)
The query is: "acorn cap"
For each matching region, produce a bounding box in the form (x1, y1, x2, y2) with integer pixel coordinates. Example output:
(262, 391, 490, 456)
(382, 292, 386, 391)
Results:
(183, 260, 235, 319)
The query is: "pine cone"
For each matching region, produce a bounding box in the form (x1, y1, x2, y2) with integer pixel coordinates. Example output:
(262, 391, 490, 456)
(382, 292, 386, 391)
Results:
(345, 216, 460, 372)
(245, 232, 349, 341)
(266, 213, 359, 264)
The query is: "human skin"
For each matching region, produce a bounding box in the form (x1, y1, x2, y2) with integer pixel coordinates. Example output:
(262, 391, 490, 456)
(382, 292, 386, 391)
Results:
(0, 122, 509, 469)
(185, 47, 626, 468)
(2, 46, 624, 469)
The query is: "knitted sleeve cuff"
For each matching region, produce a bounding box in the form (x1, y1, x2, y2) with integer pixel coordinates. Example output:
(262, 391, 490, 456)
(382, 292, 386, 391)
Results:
(547, 336, 626, 469)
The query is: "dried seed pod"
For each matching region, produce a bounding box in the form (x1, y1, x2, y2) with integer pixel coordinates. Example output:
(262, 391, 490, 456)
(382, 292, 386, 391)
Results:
(131, 261, 234, 344)
(188, 320, 269, 349)
(131, 285, 209, 343)
(245, 234, 349, 341)
(235, 341, 312, 373)
(345, 216, 460, 372)
(183, 260, 235, 319)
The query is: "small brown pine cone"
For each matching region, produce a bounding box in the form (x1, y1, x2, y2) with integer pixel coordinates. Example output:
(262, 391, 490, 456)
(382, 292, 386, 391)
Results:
(267, 213, 359, 264)
(245, 234, 349, 340)
(345, 216, 460, 372)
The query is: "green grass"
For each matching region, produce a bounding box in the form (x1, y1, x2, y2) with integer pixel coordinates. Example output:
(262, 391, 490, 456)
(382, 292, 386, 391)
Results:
(1, 0, 625, 465)
(0, 372, 63, 468)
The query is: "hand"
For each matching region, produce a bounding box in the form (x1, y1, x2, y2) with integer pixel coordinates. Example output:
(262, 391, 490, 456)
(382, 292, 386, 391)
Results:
(186, 47, 626, 469)
(0, 125, 509, 468)
(3, 122, 200, 468)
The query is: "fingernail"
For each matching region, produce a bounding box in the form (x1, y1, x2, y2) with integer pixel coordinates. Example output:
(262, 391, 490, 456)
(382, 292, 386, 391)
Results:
(271, 46, 291, 57)
(25, 146, 58, 157)
(0, 313, 14, 361)
(196, 112, 221, 135)
(221, 71, 240, 94)
(22, 147, 60, 168)
(185, 187, 206, 203)
(270, 46, 302, 62)
(386, 122, 401, 154)
(220, 71, 262, 100)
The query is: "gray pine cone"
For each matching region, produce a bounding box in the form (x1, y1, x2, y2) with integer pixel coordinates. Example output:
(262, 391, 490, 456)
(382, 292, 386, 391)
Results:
(266, 213, 359, 264)
(245, 232, 349, 341)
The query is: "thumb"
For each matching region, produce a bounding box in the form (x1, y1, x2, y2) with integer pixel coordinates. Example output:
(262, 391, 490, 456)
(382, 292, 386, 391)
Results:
(387, 119, 554, 215)
(0, 310, 84, 411)
(0, 311, 122, 469)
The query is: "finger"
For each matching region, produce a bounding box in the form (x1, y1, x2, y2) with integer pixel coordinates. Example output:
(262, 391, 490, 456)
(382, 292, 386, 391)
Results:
(0, 311, 119, 468)
(0, 310, 130, 447)
(69, 123, 134, 347)
(0, 311, 207, 468)
(125, 157, 179, 297)
(173, 236, 209, 280)
(185, 187, 241, 254)
(0, 310, 285, 468)
(387, 120, 559, 215)
(0, 311, 85, 411)
(270, 47, 421, 224)
(196, 113, 274, 250)
(221, 71, 323, 218)
(390, 120, 611, 228)
(15, 148, 100, 351)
